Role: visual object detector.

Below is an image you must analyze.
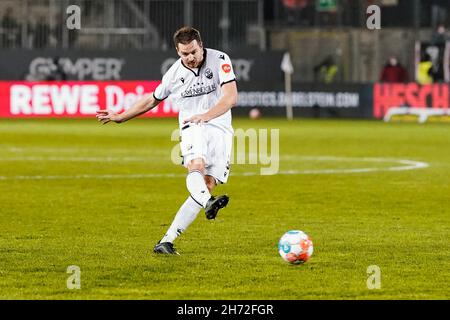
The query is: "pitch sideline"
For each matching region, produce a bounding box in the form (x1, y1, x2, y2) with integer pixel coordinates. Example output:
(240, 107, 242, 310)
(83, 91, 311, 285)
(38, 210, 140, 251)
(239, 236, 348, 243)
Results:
(0, 156, 429, 180)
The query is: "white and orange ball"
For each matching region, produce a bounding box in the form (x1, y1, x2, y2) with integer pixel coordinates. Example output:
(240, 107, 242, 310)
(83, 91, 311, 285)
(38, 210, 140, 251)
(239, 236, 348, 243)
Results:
(278, 230, 313, 264)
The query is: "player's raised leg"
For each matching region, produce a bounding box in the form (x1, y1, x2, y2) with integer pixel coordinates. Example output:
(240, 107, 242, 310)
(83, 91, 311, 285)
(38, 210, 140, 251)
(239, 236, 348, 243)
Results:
(186, 158, 212, 207)
(153, 160, 227, 255)
(154, 174, 219, 253)
(203, 175, 229, 220)
(186, 158, 229, 220)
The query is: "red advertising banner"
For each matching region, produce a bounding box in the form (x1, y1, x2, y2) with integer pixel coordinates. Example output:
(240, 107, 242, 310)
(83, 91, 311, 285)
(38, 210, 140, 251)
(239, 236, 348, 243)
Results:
(373, 83, 449, 118)
(0, 81, 179, 118)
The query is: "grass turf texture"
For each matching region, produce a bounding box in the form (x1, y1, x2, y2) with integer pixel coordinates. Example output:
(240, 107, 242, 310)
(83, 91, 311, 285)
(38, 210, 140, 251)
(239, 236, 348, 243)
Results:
(0, 118, 448, 299)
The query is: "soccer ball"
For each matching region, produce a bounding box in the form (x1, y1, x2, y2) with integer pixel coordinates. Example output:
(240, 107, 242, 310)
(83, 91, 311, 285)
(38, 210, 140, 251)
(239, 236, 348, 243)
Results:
(278, 230, 313, 264)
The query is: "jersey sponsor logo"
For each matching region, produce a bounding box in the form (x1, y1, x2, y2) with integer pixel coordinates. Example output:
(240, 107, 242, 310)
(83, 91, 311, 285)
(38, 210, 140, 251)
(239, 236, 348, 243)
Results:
(181, 83, 217, 98)
(219, 54, 225, 60)
(205, 68, 213, 79)
(222, 64, 231, 73)
(180, 77, 185, 84)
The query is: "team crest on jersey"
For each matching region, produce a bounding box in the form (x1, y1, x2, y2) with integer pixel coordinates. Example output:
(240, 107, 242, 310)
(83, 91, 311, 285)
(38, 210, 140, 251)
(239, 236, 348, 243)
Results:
(205, 68, 213, 79)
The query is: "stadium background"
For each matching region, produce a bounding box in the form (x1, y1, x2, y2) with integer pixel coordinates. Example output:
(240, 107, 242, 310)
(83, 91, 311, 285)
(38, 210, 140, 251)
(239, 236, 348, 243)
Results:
(1, 0, 450, 119)
(0, 0, 449, 300)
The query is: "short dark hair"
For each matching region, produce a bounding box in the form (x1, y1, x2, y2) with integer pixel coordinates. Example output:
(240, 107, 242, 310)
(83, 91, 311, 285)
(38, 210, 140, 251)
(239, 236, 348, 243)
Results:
(173, 27, 202, 48)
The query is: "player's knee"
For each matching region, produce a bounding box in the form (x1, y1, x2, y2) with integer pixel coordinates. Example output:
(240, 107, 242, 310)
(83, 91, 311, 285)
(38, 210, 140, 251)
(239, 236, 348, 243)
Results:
(206, 181, 215, 192)
(204, 176, 217, 192)
(187, 158, 205, 172)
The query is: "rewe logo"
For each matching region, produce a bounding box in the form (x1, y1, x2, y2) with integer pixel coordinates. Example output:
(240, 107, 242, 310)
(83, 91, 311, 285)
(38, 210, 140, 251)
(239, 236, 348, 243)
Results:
(11, 84, 100, 115)
(8, 83, 167, 116)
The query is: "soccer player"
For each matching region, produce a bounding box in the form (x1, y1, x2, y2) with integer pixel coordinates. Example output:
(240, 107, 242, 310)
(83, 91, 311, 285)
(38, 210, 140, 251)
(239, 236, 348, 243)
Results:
(96, 27, 238, 255)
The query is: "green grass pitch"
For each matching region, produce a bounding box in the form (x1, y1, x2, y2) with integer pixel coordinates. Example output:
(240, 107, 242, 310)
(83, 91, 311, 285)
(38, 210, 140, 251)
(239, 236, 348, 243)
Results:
(0, 117, 449, 299)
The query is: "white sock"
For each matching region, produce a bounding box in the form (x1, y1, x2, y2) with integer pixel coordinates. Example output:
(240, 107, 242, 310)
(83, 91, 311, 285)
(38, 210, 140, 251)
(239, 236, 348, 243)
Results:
(161, 196, 202, 243)
(186, 170, 211, 207)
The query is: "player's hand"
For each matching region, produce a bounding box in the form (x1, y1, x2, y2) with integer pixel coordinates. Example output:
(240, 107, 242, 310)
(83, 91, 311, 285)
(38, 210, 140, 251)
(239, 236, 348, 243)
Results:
(183, 114, 210, 124)
(96, 109, 122, 124)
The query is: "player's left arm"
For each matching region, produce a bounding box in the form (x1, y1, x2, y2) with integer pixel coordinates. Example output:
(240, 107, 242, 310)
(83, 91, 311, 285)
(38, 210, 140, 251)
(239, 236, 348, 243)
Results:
(183, 81, 237, 124)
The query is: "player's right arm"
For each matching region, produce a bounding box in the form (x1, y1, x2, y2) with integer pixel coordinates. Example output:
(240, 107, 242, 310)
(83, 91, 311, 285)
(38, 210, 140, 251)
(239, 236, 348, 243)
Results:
(97, 64, 174, 125)
(96, 93, 160, 125)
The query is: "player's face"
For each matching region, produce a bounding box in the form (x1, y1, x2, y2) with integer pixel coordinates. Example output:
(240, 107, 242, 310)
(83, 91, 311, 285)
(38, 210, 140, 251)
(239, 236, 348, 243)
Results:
(176, 40, 204, 69)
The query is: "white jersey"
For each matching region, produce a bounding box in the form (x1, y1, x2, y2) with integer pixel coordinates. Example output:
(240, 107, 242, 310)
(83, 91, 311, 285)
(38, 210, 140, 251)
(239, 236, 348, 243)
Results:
(153, 48, 236, 133)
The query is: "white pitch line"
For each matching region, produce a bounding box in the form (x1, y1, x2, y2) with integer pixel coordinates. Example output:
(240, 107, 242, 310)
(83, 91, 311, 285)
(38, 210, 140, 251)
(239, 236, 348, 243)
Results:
(0, 157, 429, 181)
(0, 146, 168, 155)
(0, 154, 430, 165)
(0, 173, 184, 181)
(0, 156, 164, 162)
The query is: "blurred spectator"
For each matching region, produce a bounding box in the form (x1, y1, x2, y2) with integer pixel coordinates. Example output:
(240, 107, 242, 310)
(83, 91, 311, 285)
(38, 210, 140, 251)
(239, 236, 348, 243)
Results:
(424, 26, 446, 82)
(32, 17, 50, 48)
(282, 0, 308, 8)
(1, 7, 20, 48)
(431, 0, 448, 29)
(313, 55, 338, 83)
(430, 24, 449, 46)
(380, 56, 409, 83)
(417, 53, 435, 85)
(282, 0, 312, 26)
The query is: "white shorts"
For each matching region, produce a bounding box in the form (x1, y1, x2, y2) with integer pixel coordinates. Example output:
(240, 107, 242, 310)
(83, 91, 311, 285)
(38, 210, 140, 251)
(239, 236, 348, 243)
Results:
(180, 123, 233, 184)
